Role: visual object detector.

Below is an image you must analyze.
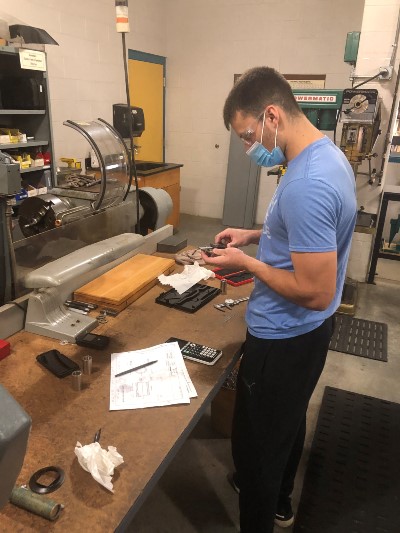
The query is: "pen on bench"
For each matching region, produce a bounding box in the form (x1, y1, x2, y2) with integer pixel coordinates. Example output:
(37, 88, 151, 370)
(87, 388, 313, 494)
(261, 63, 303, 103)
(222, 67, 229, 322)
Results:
(114, 360, 158, 378)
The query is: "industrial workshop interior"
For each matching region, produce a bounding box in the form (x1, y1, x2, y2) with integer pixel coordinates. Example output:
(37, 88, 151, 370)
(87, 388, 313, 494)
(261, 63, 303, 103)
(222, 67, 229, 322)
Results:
(1, 0, 400, 532)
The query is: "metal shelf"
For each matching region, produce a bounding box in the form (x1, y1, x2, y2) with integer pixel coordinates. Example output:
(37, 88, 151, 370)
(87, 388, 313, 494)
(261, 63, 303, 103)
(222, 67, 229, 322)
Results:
(0, 109, 46, 115)
(378, 251, 400, 261)
(20, 165, 50, 174)
(0, 46, 55, 187)
(0, 45, 19, 55)
(0, 140, 48, 149)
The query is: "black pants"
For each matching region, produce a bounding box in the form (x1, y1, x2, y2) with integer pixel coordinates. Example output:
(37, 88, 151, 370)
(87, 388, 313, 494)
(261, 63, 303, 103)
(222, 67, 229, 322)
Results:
(232, 317, 334, 533)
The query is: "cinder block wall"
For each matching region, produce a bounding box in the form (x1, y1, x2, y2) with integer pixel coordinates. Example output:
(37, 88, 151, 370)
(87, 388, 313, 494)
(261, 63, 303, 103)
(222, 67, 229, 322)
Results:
(164, 0, 365, 221)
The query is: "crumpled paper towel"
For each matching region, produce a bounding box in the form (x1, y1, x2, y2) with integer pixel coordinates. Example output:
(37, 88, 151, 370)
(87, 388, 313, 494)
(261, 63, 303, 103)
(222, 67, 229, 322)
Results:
(74, 441, 124, 492)
(158, 261, 215, 294)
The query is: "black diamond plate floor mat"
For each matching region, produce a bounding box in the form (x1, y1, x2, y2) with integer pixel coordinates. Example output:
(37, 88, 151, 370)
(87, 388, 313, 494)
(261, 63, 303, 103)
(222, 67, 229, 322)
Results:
(294, 387, 400, 533)
(329, 314, 388, 361)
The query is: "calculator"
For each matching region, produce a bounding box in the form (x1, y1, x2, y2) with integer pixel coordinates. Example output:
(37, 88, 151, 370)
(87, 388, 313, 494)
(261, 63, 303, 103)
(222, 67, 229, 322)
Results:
(166, 337, 222, 365)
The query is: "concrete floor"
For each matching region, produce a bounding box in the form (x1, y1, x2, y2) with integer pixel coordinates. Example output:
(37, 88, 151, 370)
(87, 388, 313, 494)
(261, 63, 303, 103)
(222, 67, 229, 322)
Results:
(127, 214, 400, 533)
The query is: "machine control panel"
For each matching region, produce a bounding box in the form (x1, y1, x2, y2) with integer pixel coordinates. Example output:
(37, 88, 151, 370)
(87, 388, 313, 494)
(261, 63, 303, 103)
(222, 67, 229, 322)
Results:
(341, 89, 379, 124)
(340, 89, 381, 164)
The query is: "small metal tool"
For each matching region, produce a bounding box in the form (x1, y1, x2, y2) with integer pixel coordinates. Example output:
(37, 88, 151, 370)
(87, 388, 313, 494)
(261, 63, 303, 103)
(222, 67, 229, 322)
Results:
(199, 242, 227, 256)
(68, 307, 88, 315)
(82, 355, 92, 375)
(220, 279, 227, 294)
(71, 370, 82, 391)
(233, 297, 250, 304)
(224, 298, 235, 309)
(64, 302, 90, 313)
(101, 308, 119, 317)
(214, 296, 250, 311)
(66, 300, 97, 310)
(96, 310, 108, 324)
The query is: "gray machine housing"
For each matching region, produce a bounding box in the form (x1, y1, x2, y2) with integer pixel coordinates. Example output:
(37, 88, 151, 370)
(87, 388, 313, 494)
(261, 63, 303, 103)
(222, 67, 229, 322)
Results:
(24, 232, 145, 342)
(0, 384, 32, 510)
(0, 162, 21, 195)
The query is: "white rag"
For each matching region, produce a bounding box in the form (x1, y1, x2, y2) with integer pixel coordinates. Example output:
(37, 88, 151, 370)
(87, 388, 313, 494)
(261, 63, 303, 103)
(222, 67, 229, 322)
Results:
(74, 441, 124, 492)
(158, 261, 215, 294)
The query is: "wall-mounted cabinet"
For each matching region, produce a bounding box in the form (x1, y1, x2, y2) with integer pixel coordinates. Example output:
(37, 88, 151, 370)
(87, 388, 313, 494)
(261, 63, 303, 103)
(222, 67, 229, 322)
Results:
(0, 46, 55, 197)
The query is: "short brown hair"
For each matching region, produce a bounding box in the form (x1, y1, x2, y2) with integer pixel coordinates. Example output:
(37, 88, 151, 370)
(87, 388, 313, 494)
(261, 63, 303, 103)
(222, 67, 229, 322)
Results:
(223, 66, 301, 129)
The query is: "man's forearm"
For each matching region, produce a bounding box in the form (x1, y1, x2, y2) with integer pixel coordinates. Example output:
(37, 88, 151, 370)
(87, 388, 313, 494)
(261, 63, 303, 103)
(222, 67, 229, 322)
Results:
(244, 256, 331, 311)
(247, 229, 262, 245)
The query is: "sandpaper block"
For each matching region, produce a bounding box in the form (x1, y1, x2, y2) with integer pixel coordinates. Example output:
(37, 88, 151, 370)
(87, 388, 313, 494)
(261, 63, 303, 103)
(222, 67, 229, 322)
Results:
(157, 235, 187, 253)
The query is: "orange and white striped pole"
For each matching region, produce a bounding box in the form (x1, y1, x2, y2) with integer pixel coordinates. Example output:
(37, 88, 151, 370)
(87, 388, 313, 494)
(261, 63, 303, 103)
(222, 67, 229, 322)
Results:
(115, 0, 130, 33)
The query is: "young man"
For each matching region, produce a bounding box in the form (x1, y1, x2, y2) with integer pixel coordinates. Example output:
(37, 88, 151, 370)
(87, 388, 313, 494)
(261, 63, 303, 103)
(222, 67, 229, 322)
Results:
(201, 67, 357, 533)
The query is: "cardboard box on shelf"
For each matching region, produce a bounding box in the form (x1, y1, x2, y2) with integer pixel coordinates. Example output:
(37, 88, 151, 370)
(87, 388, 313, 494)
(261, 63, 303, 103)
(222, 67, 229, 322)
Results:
(0, 128, 21, 143)
(26, 185, 38, 197)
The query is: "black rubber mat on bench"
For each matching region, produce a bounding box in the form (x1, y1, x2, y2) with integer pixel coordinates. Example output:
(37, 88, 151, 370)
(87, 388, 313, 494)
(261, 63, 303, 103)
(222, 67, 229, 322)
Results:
(294, 387, 400, 533)
(329, 314, 388, 361)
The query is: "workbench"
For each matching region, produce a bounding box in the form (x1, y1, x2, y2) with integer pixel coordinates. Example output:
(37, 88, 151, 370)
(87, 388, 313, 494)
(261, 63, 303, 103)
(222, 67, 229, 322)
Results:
(0, 274, 248, 532)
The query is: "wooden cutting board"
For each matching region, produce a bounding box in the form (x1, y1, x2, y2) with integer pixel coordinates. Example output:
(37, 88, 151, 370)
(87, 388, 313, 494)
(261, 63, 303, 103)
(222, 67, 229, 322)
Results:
(74, 253, 175, 312)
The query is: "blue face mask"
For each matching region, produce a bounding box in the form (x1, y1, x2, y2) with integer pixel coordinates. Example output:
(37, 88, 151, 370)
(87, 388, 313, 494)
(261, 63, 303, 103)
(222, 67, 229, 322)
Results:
(246, 113, 285, 167)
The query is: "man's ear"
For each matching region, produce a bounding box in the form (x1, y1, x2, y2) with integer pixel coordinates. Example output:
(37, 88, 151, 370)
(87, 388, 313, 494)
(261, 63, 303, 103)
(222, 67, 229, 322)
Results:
(265, 105, 280, 125)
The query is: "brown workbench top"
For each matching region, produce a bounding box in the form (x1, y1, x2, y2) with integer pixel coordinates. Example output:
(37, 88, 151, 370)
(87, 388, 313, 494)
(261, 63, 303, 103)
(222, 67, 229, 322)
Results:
(0, 274, 250, 532)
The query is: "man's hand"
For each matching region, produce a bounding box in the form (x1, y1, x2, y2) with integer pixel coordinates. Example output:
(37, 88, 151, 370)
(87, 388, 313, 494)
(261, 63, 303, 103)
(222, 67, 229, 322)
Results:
(201, 247, 250, 270)
(215, 228, 261, 248)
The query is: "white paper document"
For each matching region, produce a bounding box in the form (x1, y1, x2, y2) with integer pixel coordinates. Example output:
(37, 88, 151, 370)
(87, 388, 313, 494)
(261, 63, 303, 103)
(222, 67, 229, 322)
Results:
(110, 342, 197, 411)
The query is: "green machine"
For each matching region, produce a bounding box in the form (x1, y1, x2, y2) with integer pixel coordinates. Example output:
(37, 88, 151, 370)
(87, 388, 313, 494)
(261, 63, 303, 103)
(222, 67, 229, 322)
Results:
(293, 88, 382, 180)
(292, 88, 371, 315)
(292, 89, 343, 131)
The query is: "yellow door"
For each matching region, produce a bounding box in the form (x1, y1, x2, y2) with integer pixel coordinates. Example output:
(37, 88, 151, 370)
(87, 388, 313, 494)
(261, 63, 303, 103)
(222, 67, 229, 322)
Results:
(128, 55, 165, 162)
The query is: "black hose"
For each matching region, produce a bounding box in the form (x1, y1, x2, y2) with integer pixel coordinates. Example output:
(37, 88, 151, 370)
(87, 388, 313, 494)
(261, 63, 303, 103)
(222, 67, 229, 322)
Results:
(352, 70, 386, 89)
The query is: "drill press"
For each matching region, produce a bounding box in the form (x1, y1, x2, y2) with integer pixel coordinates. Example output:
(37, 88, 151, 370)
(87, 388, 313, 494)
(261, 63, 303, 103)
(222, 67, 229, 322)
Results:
(292, 88, 381, 314)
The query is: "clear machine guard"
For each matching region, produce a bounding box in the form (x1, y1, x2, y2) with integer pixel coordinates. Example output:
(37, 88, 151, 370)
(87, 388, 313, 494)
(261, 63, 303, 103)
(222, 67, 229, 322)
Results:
(62, 118, 131, 210)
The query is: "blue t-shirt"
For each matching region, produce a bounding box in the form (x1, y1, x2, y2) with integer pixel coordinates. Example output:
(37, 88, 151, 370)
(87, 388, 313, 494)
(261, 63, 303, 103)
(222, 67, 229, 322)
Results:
(246, 136, 357, 339)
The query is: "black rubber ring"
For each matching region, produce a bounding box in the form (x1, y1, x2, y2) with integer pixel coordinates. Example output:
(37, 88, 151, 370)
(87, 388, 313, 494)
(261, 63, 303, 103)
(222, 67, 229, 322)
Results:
(29, 466, 65, 494)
